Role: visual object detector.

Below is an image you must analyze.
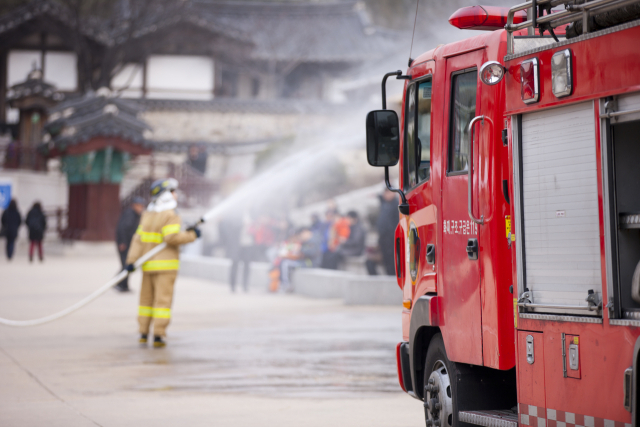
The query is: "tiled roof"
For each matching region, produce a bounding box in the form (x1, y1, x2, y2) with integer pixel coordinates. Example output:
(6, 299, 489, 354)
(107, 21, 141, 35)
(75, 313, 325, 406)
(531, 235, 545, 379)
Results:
(44, 90, 152, 149)
(152, 138, 273, 155)
(0, 0, 111, 46)
(6, 69, 64, 106)
(192, 1, 397, 62)
(135, 98, 352, 115)
(0, 0, 395, 63)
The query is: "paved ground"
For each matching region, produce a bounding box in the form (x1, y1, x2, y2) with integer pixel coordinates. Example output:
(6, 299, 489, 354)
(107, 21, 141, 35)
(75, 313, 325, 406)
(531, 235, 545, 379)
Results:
(0, 246, 423, 427)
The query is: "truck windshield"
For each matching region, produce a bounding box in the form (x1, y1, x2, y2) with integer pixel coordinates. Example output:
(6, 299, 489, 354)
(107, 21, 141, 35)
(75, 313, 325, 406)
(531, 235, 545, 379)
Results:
(449, 70, 477, 173)
(417, 81, 431, 182)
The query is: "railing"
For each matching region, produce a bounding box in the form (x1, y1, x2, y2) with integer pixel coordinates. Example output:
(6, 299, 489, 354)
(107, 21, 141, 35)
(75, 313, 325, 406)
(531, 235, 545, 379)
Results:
(505, 0, 640, 54)
(2, 145, 48, 171)
(42, 206, 69, 239)
(120, 158, 218, 210)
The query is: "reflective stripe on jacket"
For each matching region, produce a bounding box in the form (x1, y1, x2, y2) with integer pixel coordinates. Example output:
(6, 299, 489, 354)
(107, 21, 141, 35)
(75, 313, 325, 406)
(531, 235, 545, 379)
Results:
(126, 209, 196, 272)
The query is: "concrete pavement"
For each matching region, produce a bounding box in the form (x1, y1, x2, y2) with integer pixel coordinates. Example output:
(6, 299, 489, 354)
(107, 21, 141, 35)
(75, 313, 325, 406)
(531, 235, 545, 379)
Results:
(0, 248, 423, 426)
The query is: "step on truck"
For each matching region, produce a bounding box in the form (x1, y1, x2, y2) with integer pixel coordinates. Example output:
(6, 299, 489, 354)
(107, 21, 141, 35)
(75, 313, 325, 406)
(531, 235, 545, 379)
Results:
(365, 2, 640, 427)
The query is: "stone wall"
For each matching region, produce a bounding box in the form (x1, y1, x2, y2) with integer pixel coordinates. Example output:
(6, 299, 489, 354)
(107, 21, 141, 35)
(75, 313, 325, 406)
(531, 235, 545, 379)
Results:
(180, 254, 401, 306)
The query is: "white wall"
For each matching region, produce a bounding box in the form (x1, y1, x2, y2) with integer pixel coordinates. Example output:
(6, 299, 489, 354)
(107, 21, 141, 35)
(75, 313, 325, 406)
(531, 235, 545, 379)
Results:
(146, 55, 214, 100)
(0, 169, 68, 211)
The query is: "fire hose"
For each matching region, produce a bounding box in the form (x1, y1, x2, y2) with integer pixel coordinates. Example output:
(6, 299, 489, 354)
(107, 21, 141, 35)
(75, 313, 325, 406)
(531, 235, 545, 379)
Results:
(0, 219, 205, 327)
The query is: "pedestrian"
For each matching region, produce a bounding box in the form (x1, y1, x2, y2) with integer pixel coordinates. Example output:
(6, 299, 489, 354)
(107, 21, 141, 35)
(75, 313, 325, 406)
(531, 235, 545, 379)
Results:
(1, 199, 22, 260)
(367, 190, 399, 275)
(279, 228, 322, 292)
(187, 145, 207, 174)
(323, 211, 365, 269)
(321, 211, 352, 270)
(114, 197, 145, 292)
(229, 213, 255, 293)
(25, 202, 47, 262)
(125, 178, 201, 348)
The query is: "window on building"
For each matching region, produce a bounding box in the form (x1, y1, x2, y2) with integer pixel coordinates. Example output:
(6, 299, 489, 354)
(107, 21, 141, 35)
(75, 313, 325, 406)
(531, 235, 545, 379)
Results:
(404, 79, 432, 190)
(7, 50, 41, 86)
(8, 50, 78, 92)
(448, 70, 477, 173)
(146, 55, 214, 100)
(44, 52, 77, 91)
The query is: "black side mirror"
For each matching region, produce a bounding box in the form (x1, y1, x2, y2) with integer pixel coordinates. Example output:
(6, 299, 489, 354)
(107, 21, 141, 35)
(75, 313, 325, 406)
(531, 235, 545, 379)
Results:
(366, 110, 400, 167)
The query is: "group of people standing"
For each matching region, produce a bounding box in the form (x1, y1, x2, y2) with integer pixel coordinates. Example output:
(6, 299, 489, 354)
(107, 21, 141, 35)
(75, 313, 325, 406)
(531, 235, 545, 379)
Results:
(216, 191, 399, 293)
(0, 199, 47, 262)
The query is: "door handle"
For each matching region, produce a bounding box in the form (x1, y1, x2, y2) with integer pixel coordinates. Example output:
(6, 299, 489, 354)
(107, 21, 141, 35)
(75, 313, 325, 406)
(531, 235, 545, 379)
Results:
(426, 244, 435, 265)
(468, 115, 485, 225)
(466, 238, 478, 260)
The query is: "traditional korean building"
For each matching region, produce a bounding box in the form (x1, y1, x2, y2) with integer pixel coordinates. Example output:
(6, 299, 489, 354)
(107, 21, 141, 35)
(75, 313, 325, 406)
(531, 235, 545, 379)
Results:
(0, 0, 396, 239)
(5, 68, 62, 170)
(43, 90, 153, 240)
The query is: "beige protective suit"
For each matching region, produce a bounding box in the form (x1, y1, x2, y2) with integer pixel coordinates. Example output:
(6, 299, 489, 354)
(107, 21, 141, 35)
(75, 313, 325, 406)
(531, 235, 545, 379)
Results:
(126, 207, 196, 337)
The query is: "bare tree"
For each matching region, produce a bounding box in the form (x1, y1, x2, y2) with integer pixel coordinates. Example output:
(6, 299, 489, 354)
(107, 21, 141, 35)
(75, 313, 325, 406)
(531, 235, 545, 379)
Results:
(52, 0, 188, 91)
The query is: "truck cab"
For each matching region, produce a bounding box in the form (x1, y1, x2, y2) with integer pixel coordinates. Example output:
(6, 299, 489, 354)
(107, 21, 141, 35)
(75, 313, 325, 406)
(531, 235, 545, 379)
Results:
(368, 26, 517, 425)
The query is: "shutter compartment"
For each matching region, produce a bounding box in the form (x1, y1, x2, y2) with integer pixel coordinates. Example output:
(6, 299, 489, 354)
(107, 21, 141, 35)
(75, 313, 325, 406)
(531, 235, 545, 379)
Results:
(519, 101, 602, 315)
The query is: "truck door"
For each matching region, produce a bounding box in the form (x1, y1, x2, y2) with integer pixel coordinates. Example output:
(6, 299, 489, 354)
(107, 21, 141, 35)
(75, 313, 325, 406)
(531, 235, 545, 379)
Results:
(440, 49, 485, 366)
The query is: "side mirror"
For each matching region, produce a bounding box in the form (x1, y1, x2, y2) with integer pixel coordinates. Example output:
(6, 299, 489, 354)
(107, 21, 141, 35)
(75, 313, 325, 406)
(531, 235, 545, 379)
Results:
(366, 110, 400, 167)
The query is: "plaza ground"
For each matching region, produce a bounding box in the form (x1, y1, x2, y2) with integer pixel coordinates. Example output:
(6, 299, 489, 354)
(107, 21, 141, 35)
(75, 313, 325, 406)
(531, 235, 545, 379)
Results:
(0, 245, 423, 426)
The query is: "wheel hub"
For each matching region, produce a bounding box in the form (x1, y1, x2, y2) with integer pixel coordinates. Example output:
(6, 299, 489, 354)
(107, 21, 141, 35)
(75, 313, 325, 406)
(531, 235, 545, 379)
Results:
(424, 360, 453, 427)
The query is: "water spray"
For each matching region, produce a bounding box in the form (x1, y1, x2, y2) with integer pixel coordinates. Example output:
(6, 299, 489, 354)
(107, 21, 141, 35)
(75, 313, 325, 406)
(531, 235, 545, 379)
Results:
(0, 115, 369, 327)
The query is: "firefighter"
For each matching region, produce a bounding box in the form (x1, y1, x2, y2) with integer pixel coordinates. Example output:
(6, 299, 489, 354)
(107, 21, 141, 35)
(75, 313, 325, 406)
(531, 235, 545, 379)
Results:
(125, 178, 201, 348)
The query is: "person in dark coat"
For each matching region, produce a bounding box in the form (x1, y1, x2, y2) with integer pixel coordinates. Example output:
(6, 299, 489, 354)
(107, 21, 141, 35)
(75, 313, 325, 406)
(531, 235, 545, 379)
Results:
(115, 197, 145, 292)
(339, 211, 366, 257)
(376, 191, 399, 275)
(323, 211, 366, 269)
(26, 202, 47, 262)
(1, 199, 22, 260)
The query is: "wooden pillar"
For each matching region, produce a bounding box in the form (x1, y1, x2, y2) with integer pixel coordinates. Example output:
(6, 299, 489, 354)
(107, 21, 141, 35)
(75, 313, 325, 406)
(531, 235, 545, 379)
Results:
(0, 50, 6, 122)
(142, 59, 147, 98)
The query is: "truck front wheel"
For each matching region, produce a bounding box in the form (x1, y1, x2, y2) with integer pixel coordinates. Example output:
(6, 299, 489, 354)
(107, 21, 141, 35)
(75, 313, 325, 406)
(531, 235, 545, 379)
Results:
(423, 333, 458, 427)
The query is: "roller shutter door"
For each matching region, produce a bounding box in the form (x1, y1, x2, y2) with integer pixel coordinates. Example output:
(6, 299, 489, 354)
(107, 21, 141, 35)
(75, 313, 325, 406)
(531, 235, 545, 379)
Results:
(521, 101, 601, 312)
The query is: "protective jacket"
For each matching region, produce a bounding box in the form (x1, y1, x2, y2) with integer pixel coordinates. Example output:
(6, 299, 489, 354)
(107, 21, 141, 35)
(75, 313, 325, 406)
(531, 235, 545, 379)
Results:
(126, 203, 196, 338)
(126, 209, 196, 271)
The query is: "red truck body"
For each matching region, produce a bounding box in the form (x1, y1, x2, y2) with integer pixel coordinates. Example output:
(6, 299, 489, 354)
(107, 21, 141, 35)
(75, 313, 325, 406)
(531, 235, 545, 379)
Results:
(370, 3, 640, 427)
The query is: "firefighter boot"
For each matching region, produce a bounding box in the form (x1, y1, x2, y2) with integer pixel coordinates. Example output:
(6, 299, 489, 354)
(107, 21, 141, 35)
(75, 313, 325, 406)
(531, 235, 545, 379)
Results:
(153, 336, 166, 348)
(139, 334, 148, 345)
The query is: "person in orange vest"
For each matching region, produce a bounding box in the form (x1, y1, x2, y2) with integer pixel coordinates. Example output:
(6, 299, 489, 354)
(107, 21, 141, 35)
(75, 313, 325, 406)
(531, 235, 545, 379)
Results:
(126, 178, 201, 348)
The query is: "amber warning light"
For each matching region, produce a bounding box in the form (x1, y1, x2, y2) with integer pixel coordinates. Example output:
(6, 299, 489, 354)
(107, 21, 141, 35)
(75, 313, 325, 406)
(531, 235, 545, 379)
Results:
(449, 5, 527, 31)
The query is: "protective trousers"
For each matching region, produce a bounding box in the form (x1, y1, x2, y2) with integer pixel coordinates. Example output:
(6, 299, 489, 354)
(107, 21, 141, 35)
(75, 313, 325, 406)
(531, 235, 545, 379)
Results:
(138, 271, 177, 337)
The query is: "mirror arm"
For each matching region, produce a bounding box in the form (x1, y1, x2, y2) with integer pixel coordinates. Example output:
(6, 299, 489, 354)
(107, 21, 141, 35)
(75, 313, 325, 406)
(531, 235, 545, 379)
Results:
(381, 71, 402, 109)
(385, 167, 410, 216)
(381, 71, 412, 109)
(380, 70, 411, 216)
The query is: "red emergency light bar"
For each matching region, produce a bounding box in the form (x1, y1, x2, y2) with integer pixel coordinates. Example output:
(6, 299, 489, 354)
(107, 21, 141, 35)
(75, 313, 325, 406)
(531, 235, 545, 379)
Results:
(449, 5, 527, 31)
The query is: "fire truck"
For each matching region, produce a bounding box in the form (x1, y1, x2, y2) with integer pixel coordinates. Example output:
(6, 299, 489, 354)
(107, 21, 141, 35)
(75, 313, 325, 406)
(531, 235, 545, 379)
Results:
(365, 2, 640, 427)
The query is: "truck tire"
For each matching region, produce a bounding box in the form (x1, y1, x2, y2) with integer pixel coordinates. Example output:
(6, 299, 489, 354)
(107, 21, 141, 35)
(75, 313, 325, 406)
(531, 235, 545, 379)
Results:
(423, 333, 462, 427)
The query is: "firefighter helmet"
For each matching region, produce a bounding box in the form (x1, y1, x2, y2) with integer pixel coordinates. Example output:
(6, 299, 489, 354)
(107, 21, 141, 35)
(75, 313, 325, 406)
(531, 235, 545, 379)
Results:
(150, 178, 178, 198)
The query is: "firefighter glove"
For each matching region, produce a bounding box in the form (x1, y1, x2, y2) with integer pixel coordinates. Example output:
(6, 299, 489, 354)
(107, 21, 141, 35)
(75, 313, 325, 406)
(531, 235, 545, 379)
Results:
(125, 264, 136, 272)
(187, 225, 201, 239)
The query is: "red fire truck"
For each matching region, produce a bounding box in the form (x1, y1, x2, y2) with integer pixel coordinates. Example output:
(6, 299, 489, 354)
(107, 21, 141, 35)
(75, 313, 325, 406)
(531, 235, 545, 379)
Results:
(366, 2, 640, 427)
